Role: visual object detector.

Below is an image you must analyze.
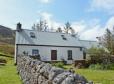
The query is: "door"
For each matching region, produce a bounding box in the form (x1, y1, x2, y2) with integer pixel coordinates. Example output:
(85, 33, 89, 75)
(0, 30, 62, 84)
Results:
(51, 50, 57, 60)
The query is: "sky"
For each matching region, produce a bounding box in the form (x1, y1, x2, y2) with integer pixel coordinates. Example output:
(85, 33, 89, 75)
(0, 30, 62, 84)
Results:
(0, 0, 114, 40)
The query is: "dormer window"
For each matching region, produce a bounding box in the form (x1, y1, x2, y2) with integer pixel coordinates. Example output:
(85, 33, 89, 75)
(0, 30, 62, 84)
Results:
(71, 34, 76, 37)
(61, 35, 67, 40)
(30, 32, 35, 38)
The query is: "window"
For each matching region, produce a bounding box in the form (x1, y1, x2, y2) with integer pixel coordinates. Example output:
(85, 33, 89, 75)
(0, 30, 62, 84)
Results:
(30, 32, 35, 38)
(83, 52, 86, 59)
(80, 47, 83, 51)
(32, 49, 39, 56)
(71, 34, 76, 37)
(68, 50, 72, 60)
(61, 35, 67, 40)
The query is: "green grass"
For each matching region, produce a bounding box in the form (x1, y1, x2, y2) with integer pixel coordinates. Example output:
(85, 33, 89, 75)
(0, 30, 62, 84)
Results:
(0, 44, 14, 56)
(0, 56, 22, 84)
(64, 65, 114, 84)
(1, 54, 114, 84)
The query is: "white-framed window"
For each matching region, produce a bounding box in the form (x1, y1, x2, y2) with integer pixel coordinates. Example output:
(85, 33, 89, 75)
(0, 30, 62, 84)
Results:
(61, 35, 67, 40)
(68, 50, 72, 60)
(32, 49, 39, 56)
(30, 32, 35, 38)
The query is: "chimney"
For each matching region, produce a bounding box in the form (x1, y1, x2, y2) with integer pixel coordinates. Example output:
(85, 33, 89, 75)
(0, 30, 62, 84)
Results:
(17, 22, 22, 32)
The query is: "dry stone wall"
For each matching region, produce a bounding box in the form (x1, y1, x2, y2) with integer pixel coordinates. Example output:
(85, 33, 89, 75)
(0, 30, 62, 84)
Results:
(17, 56, 92, 84)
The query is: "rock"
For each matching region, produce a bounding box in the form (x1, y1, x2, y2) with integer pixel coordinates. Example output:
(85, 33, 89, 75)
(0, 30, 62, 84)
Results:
(39, 63, 52, 78)
(53, 72, 71, 84)
(17, 56, 91, 84)
(49, 67, 64, 80)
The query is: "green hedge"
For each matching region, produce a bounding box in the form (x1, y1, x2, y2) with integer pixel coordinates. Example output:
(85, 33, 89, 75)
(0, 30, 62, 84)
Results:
(89, 63, 114, 70)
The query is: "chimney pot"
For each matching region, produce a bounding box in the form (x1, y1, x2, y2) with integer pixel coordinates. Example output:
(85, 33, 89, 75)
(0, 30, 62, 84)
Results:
(17, 22, 22, 32)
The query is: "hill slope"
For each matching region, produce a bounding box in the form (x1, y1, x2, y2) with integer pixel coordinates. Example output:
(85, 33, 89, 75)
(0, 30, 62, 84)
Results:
(0, 25, 15, 44)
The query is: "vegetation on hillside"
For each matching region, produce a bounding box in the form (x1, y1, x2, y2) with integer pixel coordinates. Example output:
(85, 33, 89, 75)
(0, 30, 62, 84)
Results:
(0, 43, 14, 57)
(0, 25, 15, 44)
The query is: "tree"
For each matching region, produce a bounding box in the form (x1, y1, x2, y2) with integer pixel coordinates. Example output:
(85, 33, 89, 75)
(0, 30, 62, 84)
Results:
(64, 22, 71, 33)
(32, 20, 48, 32)
(70, 27, 75, 34)
(43, 20, 48, 32)
(32, 24, 36, 30)
(87, 47, 110, 64)
(101, 28, 114, 55)
(56, 27, 62, 32)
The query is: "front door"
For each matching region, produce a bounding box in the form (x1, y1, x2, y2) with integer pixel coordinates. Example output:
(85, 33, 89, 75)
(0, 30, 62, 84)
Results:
(51, 50, 57, 60)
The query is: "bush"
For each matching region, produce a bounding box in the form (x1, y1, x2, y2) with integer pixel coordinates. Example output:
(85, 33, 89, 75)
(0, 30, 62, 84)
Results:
(89, 64, 95, 70)
(89, 63, 114, 70)
(106, 63, 114, 70)
(85, 60, 92, 68)
(0, 58, 7, 64)
(52, 62, 64, 69)
(0, 45, 14, 56)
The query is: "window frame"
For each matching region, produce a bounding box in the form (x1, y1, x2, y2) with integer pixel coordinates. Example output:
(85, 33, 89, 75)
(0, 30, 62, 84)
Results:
(30, 32, 35, 38)
(67, 50, 72, 60)
(32, 49, 39, 56)
(80, 47, 83, 51)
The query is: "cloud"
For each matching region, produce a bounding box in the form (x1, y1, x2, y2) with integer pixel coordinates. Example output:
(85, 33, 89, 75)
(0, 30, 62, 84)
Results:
(71, 19, 101, 40)
(80, 25, 105, 40)
(89, 0, 114, 14)
(38, 0, 52, 4)
(38, 11, 63, 30)
(37, 11, 114, 40)
(71, 20, 86, 33)
(105, 16, 114, 30)
(80, 16, 114, 40)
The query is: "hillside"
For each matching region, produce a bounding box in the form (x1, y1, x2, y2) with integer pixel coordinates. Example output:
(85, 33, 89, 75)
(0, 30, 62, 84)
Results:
(0, 25, 15, 56)
(0, 25, 15, 44)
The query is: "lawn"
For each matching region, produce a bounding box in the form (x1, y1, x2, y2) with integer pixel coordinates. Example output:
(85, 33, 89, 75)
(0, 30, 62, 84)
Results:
(0, 56, 114, 84)
(64, 65, 114, 84)
(0, 56, 22, 84)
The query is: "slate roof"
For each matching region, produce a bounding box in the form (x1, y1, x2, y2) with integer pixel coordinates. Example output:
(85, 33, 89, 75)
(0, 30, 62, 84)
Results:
(79, 40, 99, 49)
(16, 29, 83, 47)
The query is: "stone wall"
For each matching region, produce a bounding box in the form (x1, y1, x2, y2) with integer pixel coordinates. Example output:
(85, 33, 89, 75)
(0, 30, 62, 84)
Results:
(17, 56, 91, 84)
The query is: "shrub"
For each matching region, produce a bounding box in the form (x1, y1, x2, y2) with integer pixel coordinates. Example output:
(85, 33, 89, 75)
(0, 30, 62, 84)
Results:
(89, 64, 95, 70)
(0, 58, 7, 63)
(61, 59, 67, 65)
(0, 45, 14, 56)
(89, 64, 103, 70)
(85, 60, 92, 68)
(106, 63, 114, 70)
(95, 63, 102, 70)
(89, 63, 114, 70)
(52, 62, 64, 69)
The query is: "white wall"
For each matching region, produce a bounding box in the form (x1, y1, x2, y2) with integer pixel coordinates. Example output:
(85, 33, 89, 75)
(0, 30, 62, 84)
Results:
(17, 45, 84, 64)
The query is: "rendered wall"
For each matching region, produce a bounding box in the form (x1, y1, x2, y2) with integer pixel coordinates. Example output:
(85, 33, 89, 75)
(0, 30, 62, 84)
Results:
(17, 45, 83, 64)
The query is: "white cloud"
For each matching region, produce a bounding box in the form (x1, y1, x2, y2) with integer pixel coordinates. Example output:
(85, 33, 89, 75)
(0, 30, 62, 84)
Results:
(71, 20, 86, 33)
(80, 25, 105, 40)
(89, 0, 114, 14)
(38, 11, 63, 30)
(105, 16, 114, 30)
(38, 0, 52, 4)
(37, 11, 114, 40)
(79, 16, 114, 40)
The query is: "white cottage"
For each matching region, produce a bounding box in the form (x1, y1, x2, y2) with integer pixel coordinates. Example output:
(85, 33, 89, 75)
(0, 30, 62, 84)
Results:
(15, 23, 101, 64)
(15, 24, 87, 64)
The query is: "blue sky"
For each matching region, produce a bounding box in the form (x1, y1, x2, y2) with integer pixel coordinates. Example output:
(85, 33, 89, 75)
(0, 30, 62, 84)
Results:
(0, 0, 114, 40)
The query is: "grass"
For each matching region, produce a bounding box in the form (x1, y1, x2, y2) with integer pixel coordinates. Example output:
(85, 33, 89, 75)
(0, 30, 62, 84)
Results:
(64, 65, 114, 84)
(0, 56, 22, 84)
(0, 43, 14, 56)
